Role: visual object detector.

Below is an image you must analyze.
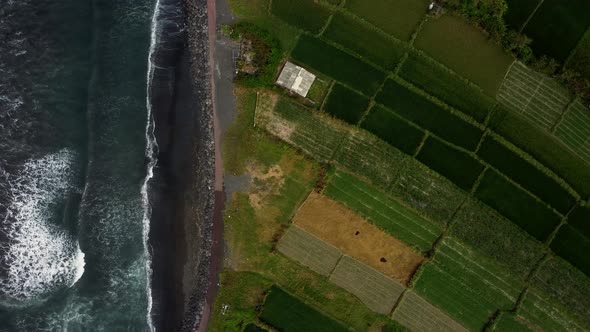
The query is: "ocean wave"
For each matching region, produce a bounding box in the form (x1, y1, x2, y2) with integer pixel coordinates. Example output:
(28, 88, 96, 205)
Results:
(0, 149, 85, 306)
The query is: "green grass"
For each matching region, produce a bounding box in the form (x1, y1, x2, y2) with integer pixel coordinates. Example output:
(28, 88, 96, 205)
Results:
(345, 0, 430, 41)
(488, 107, 590, 198)
(523, 0, 590, 61)
(414, 14, 513, 95)
(361, 105, 426, 155)
(474, 169, 561, 241)
(270, 0, 332, 34)
(550, 225, 590, 276)
(414, 239, 521, 331)
(291, 35, 386, 95)
(323, 83, 370, 125)
(307, 77, 331, 105)
(322, 12, 406, 69)
(568, 204, 590, 237)
(477, 135, 577, 214)
(376, 79, 483, 150)
(416, 136, 485, 191)
(399, 53, 495, 123)
(567, 28, 590, 78)
(325, 170, 441, 253)
(260, 286, 349, 332)
(450, 199, 546, 279)
(504, 0, 542, 29)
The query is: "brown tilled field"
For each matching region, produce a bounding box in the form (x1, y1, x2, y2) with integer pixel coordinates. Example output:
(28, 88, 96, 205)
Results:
(293, 193, 424, 284)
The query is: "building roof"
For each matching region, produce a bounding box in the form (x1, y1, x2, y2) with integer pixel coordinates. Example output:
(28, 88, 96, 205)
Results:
(276, 62, 316, 97)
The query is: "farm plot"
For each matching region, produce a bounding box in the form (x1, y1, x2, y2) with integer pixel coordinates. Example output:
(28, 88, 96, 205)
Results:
(391, 158, 467, 224)
(527, 256, 590, 330)
(277, 225, 342, 276)
(392, 290, 468, 332)
(450, 199, 546, 280)
(361, 105, 426, 155)
(413, 238, 521, 331)
(333, 129, 408, 188)
(567, 29, 590, 78)
(477, 135, 577, 213)
(268, 97, 348, 162)
(322, 12, 406, 70)
(290, 35, 386, 95)
(504, 0, 542, 29)
(270, 0, 332, 34)
(323, 83, 370, 125)
(416, 136, 485, 191)
(517, 288, 586, 332)
(324, 171, 441, 253)
(376, 79, 483, 150)
(554, 99, 590, 164)
(488, 106, 590, 198)
(293, 193, 424, 284)
(568, 204, 590, 237)
(474, 169, 562, 241)
(260, 286, 348, 332)
(497, 62, 572, 131)
(344, 0, 430, 41)
(244, 324, 268, 332)
(329, 256, 405, 314)
(550, 225, 590, 276)
(414, 14, 513, 95)
(523, 0, 590, 61)
(399, 53, 494, 123)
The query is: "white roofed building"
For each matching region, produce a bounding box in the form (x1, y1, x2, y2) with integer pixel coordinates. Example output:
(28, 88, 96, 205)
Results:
(276, 61, 316, 98)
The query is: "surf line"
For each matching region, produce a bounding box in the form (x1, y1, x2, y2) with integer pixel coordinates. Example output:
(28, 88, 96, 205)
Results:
(143, 0, 163, 330)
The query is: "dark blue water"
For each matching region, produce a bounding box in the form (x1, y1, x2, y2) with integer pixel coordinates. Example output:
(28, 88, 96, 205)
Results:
(0, 0, 190, 329)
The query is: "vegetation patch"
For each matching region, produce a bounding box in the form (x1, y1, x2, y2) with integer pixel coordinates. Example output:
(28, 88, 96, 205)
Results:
(414, 14, 513, 95)
(554, 99, 590, 164)
(291, 35, 386, 95)
(567, 28, 590, 78)
(450, 199, 546, 280)
(323, 12, 406, 69)
(550, 225, 590, 276)
(244, 324, 268, 332)
(523, 0, 590, 61)
(260, 286, 349, 332)
(376, 79, 483, 150)
(416, 136, 485, 191)
(568, 204, 590, 237)
(488, 107, 590, 198)
(325, 171, 441, 253)
(518, 287, 586, 332)
(323, 83, 370, 125)
(329, 256, 406, 314)
(399, 53, 494, 123)
(345, 0, 430, 41)
(306, 76, 331, 105)
(477, 135, 576, 213)
(361, 105, 426, 155)
(474, 169, 561, 241)
(270, 0, 332, 34)
(392, 290, 468, 332)
(503, 0, 542, 29)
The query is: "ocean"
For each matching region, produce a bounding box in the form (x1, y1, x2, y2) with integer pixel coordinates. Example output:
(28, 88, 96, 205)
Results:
(0, 0, 195, 330)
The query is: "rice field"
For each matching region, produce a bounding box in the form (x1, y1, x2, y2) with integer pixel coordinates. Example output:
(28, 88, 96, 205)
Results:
(270, 0, 332, 33)
(550, 225, 590, 276)
(554, 99, 590, 164)
(504, 0, 542, 29)
(392, 290, 468, 332)
(323, 83, 370, 125)
(496, 62, 573, 131)
(568, 204, 590, 237)
(329, 256, 406, 314)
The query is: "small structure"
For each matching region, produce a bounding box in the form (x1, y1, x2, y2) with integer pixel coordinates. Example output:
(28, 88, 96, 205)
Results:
(276, 61, 316, 98)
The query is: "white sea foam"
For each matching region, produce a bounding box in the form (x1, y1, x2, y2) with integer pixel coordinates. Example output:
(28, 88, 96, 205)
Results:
(0, 149, 85, 306)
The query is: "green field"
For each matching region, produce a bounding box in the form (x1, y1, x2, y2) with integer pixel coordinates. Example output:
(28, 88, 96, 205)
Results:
(568, 204, 590, 236)
(554, 99, 590, 164)
(504, 0, 542, 29)
(323, 83, 370, 125)
(567, 28, 590, 77)
(376, 79, 483, 150)
(414, 14, 513, 95)
(523, 0, 590, 60)
(416, 136, 484, 191)
(393, 291, 468, 332)
(361, 105, 425, 155)
(291, 35, 386, 95)
(414, 239, 521, 331)
(391, 158, 467, 224)
(325, 170, 441, 253)
(450, 199, 546, 279)
(475, 169, 561, 241)
(477, 135, 576, 213)
(399, 53, 494, 123)
(488, 108, 590, 198)
(323, 12, 406, 70)
(260, 286, 349, 332)
(550, 225, 590, 276)
(270, 0, 332, 34)
(345, 0, 429, 41)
